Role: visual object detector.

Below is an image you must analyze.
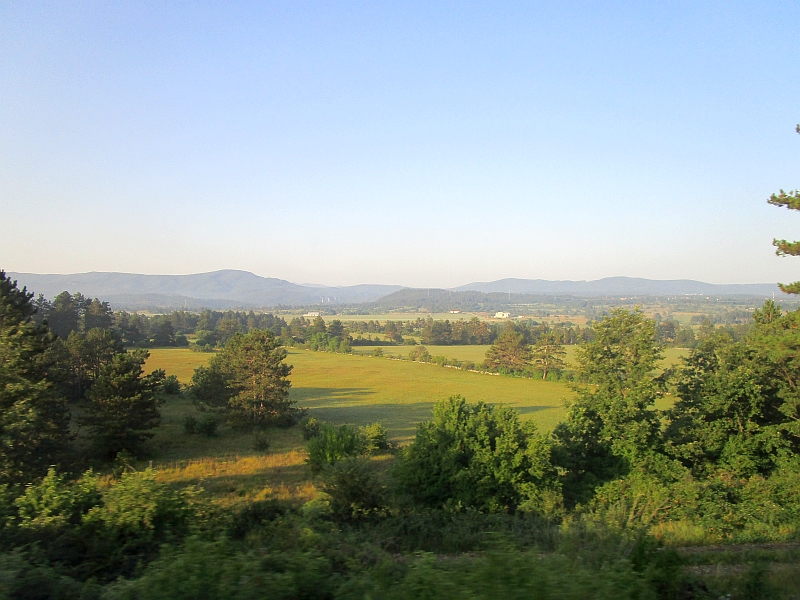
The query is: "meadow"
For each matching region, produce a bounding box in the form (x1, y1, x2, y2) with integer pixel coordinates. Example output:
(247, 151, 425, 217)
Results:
(142, 345, 687, 506)
(145, 347, 574, 438)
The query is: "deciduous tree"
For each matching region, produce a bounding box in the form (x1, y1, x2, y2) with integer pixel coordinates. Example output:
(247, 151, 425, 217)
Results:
(531, 331, 566, 380)
(553, 308, 664, 505)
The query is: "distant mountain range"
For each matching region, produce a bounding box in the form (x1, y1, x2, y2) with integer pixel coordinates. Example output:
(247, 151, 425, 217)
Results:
(7, 270, 403, 309)
(6, 270, 783, 310)
(453, 277, 782, 297)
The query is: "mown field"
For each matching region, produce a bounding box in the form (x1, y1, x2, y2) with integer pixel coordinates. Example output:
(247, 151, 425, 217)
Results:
(145, 348, 574, 437)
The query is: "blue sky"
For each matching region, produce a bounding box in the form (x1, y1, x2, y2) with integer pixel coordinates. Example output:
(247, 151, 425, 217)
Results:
(1, 1, 798, 287)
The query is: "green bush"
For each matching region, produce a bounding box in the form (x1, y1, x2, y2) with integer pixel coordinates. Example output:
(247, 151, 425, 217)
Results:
(1, 468, 201, 583)
(197, 415, 220, 437)
(393, 396, 560, 514)
(306, 424, 365, 473)
(252, 433, 270, 452)
(340, 549, 655, 600)
(12, 468, 101, 532)
(102, 538, 333, 600)
(183, 415, 219, 437)
(320, 458, 389, 523)
(227, 499, 291, 540)
(161, 375, 181, 395)
(360, 422, 389, 454)
(0, 551, 95, 600)
(182, 416, 198, 435)
(300, 417, 322, 440)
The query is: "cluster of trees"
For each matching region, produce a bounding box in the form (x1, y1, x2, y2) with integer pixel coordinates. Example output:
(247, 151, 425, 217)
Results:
(479, 322, 570, 379)
(33, 292, 191, 347)
(0, 271, 300, 478)
(0, 272, 171, 481)
(365, 316, 592, 347)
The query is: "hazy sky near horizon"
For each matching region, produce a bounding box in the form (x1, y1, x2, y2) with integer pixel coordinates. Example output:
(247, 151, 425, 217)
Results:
(1, 1, 799, 287)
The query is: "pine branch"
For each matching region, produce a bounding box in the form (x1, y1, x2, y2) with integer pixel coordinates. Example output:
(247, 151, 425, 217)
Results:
(778, 281, 800, 295)
(774, 239, 800, 256)
(768, 190, 800, 211)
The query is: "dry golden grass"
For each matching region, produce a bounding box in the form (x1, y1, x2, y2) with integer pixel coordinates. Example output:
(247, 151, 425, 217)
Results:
(155, 450, 317, 507)
(146, 348, 212, 383)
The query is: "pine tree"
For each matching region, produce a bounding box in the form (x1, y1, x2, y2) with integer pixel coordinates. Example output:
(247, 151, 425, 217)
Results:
(190, 329, 296, 429)
(484, 324, 531, 371)
(768, 124, 800, 294)
(79, 349, 164, 458)
(83, 298, 114, 330)
(0, 271, 71, 485)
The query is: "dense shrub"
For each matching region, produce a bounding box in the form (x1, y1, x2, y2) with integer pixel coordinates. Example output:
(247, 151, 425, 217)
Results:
(340, 549, 655, 600)
(394, 396, 560, 514)
(2, 468, 201, 583)
(182, 416, 198, 435)
(160, 374, 181, 395)
(320, 458, 389, 523)
(306, 424, 365, 473)
(300, 417, 322, 440)
(103, 538, 335, 600)
(360, 422, 389, 454)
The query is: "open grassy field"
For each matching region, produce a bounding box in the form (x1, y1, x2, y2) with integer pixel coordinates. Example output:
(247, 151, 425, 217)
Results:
(146, 348, 212, 382)
(145, 348, 574, 438)
(288, 350, 571, 436)
(145, 346, 690, 440)
(354, 344, 491, 362)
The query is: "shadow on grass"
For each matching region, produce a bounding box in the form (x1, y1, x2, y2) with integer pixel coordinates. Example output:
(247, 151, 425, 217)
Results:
(515, 405, 560, 416)
(290, 387, 376, 406)
(297, 401, 436, 440)
(295, 393, 563, 440)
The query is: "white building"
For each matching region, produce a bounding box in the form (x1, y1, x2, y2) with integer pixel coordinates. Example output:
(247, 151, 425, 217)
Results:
(494, 312, 511, 319)
(305, 311, 321, 317)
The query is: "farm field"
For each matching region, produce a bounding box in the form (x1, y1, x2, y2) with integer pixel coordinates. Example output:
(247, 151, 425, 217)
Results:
(145, 348, 574, 440)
